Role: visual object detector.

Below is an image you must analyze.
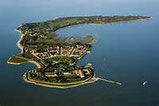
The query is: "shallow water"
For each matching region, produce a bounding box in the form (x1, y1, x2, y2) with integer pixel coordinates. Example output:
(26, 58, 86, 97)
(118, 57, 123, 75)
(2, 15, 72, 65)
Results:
(0, 0, 159, 106)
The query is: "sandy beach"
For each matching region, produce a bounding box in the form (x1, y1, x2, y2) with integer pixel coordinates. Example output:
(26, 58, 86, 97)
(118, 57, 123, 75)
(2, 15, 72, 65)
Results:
(15, 29, 24, 53)
(11, 29, 42, 68)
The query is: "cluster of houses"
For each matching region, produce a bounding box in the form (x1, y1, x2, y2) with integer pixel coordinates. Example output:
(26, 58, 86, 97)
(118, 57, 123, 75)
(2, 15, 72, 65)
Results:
(27, 32, 48, 39)
(44, 63, 93, 79)
(44, 68, 91, 79)
(31, 44, 89, 59)
(17, 24, 50, 39)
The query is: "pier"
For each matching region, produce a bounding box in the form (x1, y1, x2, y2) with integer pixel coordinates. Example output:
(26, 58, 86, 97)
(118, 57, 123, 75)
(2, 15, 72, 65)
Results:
(98, 77, 122, 86)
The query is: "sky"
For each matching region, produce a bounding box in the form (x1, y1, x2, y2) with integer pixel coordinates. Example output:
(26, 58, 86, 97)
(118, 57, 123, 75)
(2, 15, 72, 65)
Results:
(0, 0, 158, 5)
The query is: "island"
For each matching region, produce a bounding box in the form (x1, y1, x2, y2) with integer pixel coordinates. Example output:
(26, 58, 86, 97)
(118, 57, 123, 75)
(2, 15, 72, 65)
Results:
(7, 16, 150, 88)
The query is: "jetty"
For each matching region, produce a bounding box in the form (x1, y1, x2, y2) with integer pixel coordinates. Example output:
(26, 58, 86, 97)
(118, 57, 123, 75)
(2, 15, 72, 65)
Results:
(98, 77, 122, 86)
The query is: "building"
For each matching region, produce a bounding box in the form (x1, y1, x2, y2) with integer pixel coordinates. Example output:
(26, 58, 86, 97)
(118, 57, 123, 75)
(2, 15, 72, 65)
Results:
(31, 44, 89, 59)
(44, 72, 57, 77)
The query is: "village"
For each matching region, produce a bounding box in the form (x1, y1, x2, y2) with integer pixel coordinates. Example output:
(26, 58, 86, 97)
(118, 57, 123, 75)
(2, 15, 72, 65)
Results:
(30, 43, 90, 59)
(27, 62, 93, 83)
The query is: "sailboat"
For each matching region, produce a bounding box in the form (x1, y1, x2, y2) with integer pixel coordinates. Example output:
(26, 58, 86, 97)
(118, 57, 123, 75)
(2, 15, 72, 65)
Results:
(143, 81, 147, 86)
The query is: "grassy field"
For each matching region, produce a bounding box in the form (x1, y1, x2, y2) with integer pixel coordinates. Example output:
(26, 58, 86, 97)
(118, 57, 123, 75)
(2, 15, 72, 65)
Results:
(8, 56, 28, 64)
(45, 56, 76, 64)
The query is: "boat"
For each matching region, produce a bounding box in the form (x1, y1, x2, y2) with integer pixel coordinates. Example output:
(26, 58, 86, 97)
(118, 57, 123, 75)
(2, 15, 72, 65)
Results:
(84, 63, 93, 69)
(143, 81, 147, 86)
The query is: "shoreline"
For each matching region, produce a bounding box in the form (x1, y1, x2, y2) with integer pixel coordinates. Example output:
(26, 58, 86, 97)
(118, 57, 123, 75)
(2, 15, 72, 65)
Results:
(15, 29, 24, 53)
(29, 61, 42, 68)
(10, 29, 42, 68)
(23, 72, 99, 89)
